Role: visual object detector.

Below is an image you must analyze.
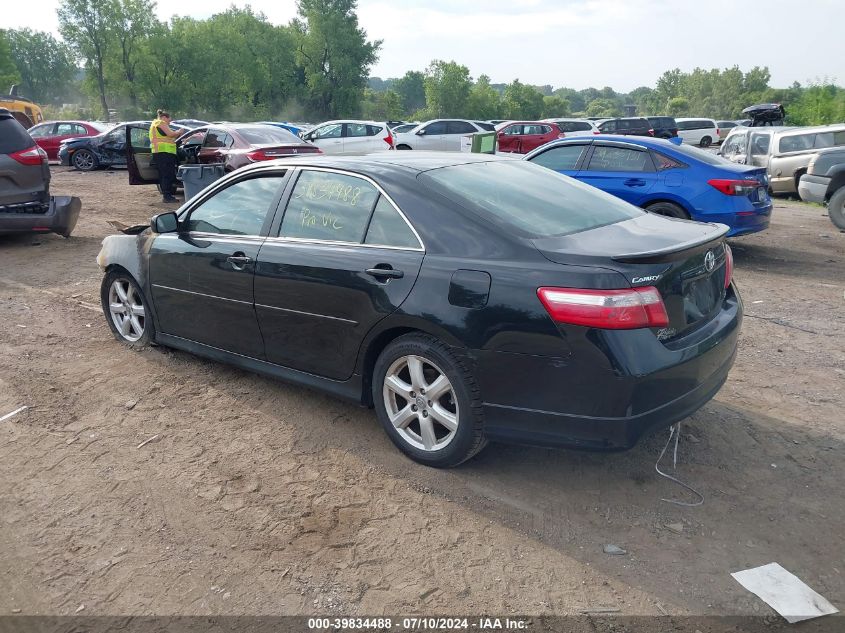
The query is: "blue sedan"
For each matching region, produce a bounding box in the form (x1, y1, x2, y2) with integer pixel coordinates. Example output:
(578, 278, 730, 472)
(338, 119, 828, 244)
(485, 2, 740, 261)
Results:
(524, 135, 772, 236)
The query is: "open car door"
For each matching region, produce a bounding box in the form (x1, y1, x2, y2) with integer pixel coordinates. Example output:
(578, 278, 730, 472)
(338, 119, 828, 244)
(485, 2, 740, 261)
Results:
(126, 123, 159, 185)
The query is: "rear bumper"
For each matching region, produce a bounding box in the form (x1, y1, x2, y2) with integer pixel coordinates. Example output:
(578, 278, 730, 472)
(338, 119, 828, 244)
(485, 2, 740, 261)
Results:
(798, 174, 829, 203)
(0, 196, 81, 237)
(703, 203, 772, 237)
(477, 290, 742, 450)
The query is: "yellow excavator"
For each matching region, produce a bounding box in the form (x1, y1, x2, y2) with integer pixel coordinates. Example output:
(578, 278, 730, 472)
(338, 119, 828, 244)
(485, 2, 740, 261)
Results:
(0, 85, 44, 128)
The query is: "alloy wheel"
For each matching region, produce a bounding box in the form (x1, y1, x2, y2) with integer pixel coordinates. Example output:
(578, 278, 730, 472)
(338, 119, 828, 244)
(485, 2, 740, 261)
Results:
(382, 355, 459, 451)
(108, 279, 146, 342)
(73, 151, 95, 170)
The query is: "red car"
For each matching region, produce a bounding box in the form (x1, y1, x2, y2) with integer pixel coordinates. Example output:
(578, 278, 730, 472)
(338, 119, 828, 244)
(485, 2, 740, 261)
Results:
(27, 120, 108, 160)
(496, 121, 564, 154)
(126, 123, 322, 186)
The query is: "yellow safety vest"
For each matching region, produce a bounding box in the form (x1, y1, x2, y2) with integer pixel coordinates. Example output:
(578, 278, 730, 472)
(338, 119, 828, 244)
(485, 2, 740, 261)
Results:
(149, 118, 177, 154)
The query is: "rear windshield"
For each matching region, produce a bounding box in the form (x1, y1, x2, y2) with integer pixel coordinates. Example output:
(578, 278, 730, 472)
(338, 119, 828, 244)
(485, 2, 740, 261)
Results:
(0, 116, 36, 154)
(420, 161, 642, 238)
(236, 126, 301, 145)
(669, 142, 732, 165)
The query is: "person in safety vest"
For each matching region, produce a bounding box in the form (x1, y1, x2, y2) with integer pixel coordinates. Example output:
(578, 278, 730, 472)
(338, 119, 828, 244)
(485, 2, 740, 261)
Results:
(149, 109, 182, 203)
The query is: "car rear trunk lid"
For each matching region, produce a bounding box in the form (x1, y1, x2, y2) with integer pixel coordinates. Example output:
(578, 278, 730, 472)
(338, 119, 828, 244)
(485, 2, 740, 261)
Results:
(533, 213, 730, 338)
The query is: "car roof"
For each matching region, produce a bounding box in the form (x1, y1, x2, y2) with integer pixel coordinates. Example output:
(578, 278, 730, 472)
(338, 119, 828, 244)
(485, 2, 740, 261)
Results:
(312, 119, 387, 126)
(675, 117, 717, 122)
(236, 151, 512, 174)
(531, 134, 681, 151)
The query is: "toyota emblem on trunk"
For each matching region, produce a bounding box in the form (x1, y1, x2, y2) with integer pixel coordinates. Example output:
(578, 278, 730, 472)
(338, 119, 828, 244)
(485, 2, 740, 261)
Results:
(704, 250, 716, 272)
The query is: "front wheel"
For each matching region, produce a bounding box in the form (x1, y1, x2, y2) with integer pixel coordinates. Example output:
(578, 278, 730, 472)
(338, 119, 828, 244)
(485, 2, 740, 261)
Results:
(372, 334, 486, 467)
(100, 270, 155, 348)
(828, 187, 845, 230)
(72, 149, 98, 171)
(395, 144, 412, 150)
(699, 136, 712, 148)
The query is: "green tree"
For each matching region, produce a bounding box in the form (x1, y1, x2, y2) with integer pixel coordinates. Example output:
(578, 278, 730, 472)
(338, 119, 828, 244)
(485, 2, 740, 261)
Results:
(466, 74, 501, 120)
(503, 79, 543, 119)
(585, 97, 620, 118)
(0, 30, 22, 91)
(392, 70, 425, 115)
(295, 0, 381, 118)
(6, 29, 76, 104)
(58, 0, 118, 117)
(109, 0, 157, 108)
(541, 95, 569, 118)
(666, 96, 690, 116)
(361, 88, 403, 120)
(422, 60, 471, 118)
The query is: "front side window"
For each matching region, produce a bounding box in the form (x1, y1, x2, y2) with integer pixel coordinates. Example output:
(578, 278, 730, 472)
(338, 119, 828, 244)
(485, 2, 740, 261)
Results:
(423, 121, 448, 135)
(313, 123, 342, 139)
(103, 127, 123, 143)
(186, 176, 285, 235)
(599, 120, 616, 132)
(750, 134, 771, 156)
(181, 130, 206, 146)
(364, 196, 421, 249)
(587, 146, 652, 172)
(530, 145, 586, 171)
(280, 170, 379, 243)
(502, 125, 523, 136)
(29, 124, 54, 138)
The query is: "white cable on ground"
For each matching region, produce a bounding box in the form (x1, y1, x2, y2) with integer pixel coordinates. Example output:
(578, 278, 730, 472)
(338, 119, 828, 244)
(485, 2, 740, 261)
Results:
(655, 422, 704, 507)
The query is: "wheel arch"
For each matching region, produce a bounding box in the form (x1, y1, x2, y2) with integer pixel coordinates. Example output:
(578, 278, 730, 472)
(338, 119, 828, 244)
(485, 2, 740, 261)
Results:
(641, 196, 694, 219)
(356, 319, 467, 406)
(827, 174, 845, 201)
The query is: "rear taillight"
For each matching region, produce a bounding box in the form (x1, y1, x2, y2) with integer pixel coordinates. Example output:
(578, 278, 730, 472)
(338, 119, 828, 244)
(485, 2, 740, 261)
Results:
(708, 178, 760, 196)
(557, 132, 566, 139)
(537, 286, 669, 330)
(723, 244, 733, 289)
(648, 128, 655, 136)
(10, 145, 48, 166)
(383, 131, 394, 148)
(246, 149, 268, 161)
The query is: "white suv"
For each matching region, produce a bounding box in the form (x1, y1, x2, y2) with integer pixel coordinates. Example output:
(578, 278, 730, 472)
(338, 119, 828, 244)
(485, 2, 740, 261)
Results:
(301, 120, 393, 155)
(675, 118, 719, 147)
(542, 118, 600, 137)
(394, 119, 490, 151)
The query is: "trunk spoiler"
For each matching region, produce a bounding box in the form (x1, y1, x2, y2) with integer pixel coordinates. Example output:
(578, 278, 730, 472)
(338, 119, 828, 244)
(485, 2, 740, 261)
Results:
(611, 223, 729, 263)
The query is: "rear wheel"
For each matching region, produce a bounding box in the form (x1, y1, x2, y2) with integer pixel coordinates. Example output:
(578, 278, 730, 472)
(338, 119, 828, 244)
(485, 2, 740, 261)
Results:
(372, 333, 486, 467)
(72, 149, 98, 171)
(100, 270, 155, 348)
(396, 144, 412, 150)
(646, 201, 690, 219)
(828, 187, 845, 230)
(699, 136, 712, 148)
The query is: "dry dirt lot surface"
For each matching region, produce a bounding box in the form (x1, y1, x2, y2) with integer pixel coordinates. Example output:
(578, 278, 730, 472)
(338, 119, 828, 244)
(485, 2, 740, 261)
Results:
(1, 167, 844, 622)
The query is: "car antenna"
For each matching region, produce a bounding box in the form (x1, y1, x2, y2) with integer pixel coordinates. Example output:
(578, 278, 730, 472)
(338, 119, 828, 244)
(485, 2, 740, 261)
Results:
(654, 422, 704, 507)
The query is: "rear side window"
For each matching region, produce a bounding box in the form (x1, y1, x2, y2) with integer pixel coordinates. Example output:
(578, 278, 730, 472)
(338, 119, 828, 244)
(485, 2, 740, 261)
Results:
(237, 126, 300, 144)
(421, 161, 642, 238)
(447, 121, 476, 134)
(778, 133, 814, 153)
(560, 121, 592, 132)
(280, 170, 379, 243)
(652, 152, 685, 170)
(364, 196, 421, 249)
(813, 130, 845, 148)
(0, 117, 37, 154)
(587, 146, 652, 172)
(186, 176, 285, 235)
(346, 123, 369, 137)
(365, 125, 383, 136)
(203, 130, 232, 148)
(474, 121, 495, 131)
(530, 145, 586, 171)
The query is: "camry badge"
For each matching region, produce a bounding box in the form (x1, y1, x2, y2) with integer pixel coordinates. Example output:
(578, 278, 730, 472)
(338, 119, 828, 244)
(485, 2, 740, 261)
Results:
(704, 250, 716, 272)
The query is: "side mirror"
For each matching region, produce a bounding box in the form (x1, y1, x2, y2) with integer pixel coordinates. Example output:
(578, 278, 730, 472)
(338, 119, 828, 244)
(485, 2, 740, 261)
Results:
(416, 129, 426, 136)
(669, 136, 683, 146)
(152, 211, 178, 233)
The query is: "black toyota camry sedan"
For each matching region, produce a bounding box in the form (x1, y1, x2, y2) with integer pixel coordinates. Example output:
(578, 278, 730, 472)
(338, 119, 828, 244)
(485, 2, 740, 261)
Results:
(97, 152, 741, 467)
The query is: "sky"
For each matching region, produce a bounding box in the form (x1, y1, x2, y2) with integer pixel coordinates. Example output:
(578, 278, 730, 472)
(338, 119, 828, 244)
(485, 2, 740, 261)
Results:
(3, 0, 843, 91)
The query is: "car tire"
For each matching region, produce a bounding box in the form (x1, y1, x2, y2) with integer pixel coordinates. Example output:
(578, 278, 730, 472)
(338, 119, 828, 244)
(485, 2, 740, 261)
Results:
(100, 269, 155, 348)
(699, 136, 712, 148)
(396, 144, 412, 150)
(645, 201, 690, 220)
(72, 149, 98, 171)
(372, 333, 486, 468)
(828, 187, 845, 230)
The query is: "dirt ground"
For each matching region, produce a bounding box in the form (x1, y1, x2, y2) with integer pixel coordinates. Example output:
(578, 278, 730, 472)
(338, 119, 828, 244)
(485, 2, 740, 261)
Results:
(1, 167, 843, 619)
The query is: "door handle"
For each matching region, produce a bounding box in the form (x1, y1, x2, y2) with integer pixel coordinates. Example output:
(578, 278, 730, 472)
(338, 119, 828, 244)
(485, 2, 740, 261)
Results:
(365, 266, 404, 280)
(624, 178, 647, 186)
(227, 253, 252, 270)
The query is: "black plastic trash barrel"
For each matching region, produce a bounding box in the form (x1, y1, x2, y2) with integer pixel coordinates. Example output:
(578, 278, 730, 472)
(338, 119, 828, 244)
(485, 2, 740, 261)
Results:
(177, 164, 225, 201)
